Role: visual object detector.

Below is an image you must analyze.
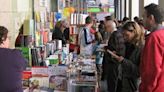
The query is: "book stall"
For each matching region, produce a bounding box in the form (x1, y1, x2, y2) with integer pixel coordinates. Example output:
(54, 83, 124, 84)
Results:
(14, 0, 100, 92)
(22, 51, 99, 92)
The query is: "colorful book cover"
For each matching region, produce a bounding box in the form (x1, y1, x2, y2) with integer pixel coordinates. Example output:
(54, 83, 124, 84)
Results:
(48, 65, 68, 76)
(23, 19, 34, 36)
(49, 76, 67, 90)
(43, 31, 48, 45)
(29, 76, 49, 88)
(18, 47, 32, 67)
(35, 31, 41, 47)
(31, 67, 48, 77)
(35, 12, 41, 22)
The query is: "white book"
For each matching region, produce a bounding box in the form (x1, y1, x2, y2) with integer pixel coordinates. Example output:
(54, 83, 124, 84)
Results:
(71, 13, 74, 25)
(74, 13, 77, 25)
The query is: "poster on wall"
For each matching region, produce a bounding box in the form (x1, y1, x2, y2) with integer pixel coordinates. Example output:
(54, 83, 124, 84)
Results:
(58, 0, 65, 12)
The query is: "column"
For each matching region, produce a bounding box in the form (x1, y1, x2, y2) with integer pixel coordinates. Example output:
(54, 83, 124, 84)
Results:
(139, 0, 144, 18)
(159, 0, 164, 10)
(114, 0, 121, 20)
(125, 0, 129, 18)
(120, 0, 125, 20)
(131, 0, 139, 20)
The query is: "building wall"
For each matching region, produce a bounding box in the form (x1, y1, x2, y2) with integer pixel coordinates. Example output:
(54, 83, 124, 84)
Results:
(131, 0, 139, 20)
(144, 0, 158, 6)
(0, 0, 32, 48)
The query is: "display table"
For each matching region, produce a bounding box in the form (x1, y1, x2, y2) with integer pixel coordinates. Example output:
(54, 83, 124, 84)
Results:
(23, 57, 99, 92)
(67, 58, 98, 92)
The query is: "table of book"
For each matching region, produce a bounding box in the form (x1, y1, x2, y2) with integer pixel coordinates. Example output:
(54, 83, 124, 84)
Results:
(23, 57, 98, 92)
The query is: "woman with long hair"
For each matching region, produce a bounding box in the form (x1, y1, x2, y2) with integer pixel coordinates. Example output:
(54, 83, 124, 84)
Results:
(108, 21, 145, 92)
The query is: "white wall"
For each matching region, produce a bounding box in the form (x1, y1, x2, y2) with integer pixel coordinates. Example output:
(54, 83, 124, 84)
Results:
(131, 0, 139, 20)
(144, 0, 158, 6)
(0, 0, 32, 48)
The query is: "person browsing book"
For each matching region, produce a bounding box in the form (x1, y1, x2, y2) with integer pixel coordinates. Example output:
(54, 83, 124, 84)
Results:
(52, 20, 68, 45)
(102, 17, 126, 92)
(0, 26, 27, 92)
(109, 21, 145, 92)
(78, 16, 95, 56)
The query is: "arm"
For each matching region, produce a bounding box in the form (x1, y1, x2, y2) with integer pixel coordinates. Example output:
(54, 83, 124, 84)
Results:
(108, 48, 141, 77)
(83, 28, 93, 45)
(122, 56, 140, 78)
(14, 49, 27, 70)
(140, 35, 163, 92)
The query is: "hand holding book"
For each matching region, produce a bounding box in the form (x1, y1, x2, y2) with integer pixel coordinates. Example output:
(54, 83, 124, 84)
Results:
(106, 50, 124, 62)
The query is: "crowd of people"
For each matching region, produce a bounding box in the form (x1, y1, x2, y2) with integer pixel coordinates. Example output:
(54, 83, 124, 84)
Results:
(0, 3, 164, 92)
(77, 3, 164, 92)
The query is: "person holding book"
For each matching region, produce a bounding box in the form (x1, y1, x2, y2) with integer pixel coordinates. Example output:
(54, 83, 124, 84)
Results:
(0, 26, 27, 92)
(109, 21, 145, 92)
(78, 16, 95, 56)
(102, 18, 126, 92)
(52, 20, 70, 45)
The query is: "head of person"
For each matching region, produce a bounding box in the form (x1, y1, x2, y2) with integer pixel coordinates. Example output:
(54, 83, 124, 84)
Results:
(104, 16, 112, 23)
(100, 20, 104, 25)
(122, 17, 130, 24)
(122, 21, 145, 46)
(105, 20, 117, 33)
(62, 20, 69, 28)
(55, 21, 62, 29)
(134, 16, 140, 23)
(85, 16, 93, 27)
(0, 26, 9, 48)
(143, 3, 164, 31)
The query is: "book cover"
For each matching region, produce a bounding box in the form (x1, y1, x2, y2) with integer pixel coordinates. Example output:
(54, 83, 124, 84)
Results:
(48, 65, 68, 76)
(18, 47, 32, 67)
(31, 48, 39, 66)
(71, 13, 74, 25)
(43, 31, 48, 45)
(29, 76, 49, 88)
(49, 76, 67, 90)
(35, 12, 41, 22)
(23, 19, 34, 36)
(35, 31, 41, 47)
(31, 67, 48, 77)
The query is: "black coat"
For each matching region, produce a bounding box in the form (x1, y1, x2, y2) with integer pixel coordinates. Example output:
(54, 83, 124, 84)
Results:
(102, 31, 126, 92)
(52, 27, 66, 44)
(121, 45, 142, 92)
